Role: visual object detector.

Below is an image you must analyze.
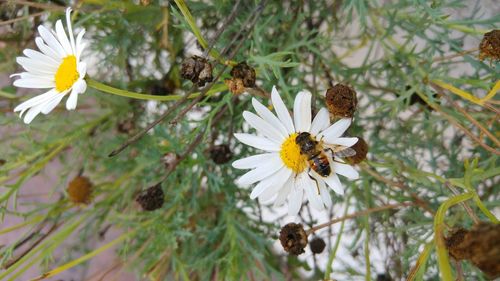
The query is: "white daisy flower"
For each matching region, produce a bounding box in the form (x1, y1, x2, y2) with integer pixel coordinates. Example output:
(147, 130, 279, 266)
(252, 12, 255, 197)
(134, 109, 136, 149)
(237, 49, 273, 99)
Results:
(11, 8, 87, 124)
(232, 86, 359, 216)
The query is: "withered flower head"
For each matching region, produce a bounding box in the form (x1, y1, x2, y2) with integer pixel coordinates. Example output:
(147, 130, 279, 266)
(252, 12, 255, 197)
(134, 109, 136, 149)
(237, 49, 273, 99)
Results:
(279, 223, 308, 255)
(346, 137, 368, 164)
(445, 223, 500, 279)
(225, 78, 245, 95)
(180, 56, 213, 87)
(208, 144, 233, 164)
(230, 62, 256, 88)
(135, 183, 165, 211)
(67, 176, 93, 204)
(309, 237, 326, 254)
(325, 84, 358, 118)
(479, 30, 500, 61)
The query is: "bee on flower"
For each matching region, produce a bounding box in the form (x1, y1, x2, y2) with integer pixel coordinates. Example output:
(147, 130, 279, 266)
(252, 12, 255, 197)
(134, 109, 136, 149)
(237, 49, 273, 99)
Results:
(232, 86, 360, 216)
(11, 8, 87, 124)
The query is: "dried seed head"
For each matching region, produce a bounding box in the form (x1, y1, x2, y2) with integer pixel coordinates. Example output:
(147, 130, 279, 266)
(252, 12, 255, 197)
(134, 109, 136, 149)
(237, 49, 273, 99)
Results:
(180, 56, 213, 87)
(325, 84, 358, 118)
(309, 237, 326, 254)
(0, 159, 5, 166)
(279, 223, 308, 255)
(135, 184, 165, 211)
(67, 176, 93, 204)
(445, 227, 469, 260)
(161, 152, 179, 171)
(225, 78, 245, 95)
(346, 137, 368, 164)
(230, 62, 256, 88)
(479, 30, 500, 61)
(208, 144, 233, 164)
(445, 223, 500, 279)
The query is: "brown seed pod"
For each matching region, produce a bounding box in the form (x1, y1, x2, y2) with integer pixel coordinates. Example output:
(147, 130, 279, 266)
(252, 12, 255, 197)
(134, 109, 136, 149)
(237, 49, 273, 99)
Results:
(230, 62, 256, 88)
(445, 223, 500, 279)
(279, 223, 308, 255)
(67, 176, 93, 204)
(0, 159, 5, 166)
(325, 84, 358, 118)
(309, 237, 326, 254)
(180, 56, 213, 87)
(135, 183, 165, 211)
(479, 30, 500, 61)
(345, 137, 368, 164)
(208, 144, 233, 164)
(224, 78, 245, 95)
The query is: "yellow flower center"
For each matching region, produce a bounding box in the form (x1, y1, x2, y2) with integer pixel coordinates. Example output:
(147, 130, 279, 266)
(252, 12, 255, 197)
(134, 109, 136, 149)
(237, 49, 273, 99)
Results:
(280, 133, 308, 173)
(55, 55, 79, 92)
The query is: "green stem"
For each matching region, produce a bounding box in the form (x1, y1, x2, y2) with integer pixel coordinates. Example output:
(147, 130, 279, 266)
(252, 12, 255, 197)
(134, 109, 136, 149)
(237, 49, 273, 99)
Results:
(324, 196, 350, 279)
(434, 192, 474, 281)
(86, 78, 226, 101)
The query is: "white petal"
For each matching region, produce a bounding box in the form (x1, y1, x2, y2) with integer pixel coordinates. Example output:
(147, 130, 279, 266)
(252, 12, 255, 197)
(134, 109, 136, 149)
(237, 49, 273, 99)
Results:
(293, 90, 312, 132)
(23, 103, 45, 124)
(236, 155, 283, 186)
(300, 172, 324, 210)
(243, 111, 284, 143)
(318, 180, 332, 208)
(65, 8, 76, 54)
(41, 93, 65, 114)
(23, 49, 58, 65)
(13, 78, 55, 89)
(310, 108, 330, 136)
(288, 179, 304, 216)
(234, 133, 280, 152)
(250, 166, 292, 200)
(75, 29, 86, 59)
(17, 72, 54, 82)
(333, 162, 359, 179)
(55, 20, 72, 55)
(35, 37, 62, 60)
(15, 58, 54, 75)
(328, 137, 358, 147)
(77, 62, 87, 79)
(232, 153, 277, 169)
(271, 86, 295, 133)
(17, 57, 58, 73)
(274, 176, 294, 207)
(72, 79, 86, 94)
(14, 89, 58, 114)
(252, 98, 288, 138)
(38, 25, 66, 57)
(66, 89, 79, 110)
(318, 118, 351, 140)
(324, 173, 344, 195)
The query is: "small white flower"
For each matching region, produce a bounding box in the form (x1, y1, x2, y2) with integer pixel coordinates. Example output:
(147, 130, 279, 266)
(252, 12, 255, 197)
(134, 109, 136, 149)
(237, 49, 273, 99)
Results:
(233, 86, 359, 216)
(11, 8, 87, 124)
